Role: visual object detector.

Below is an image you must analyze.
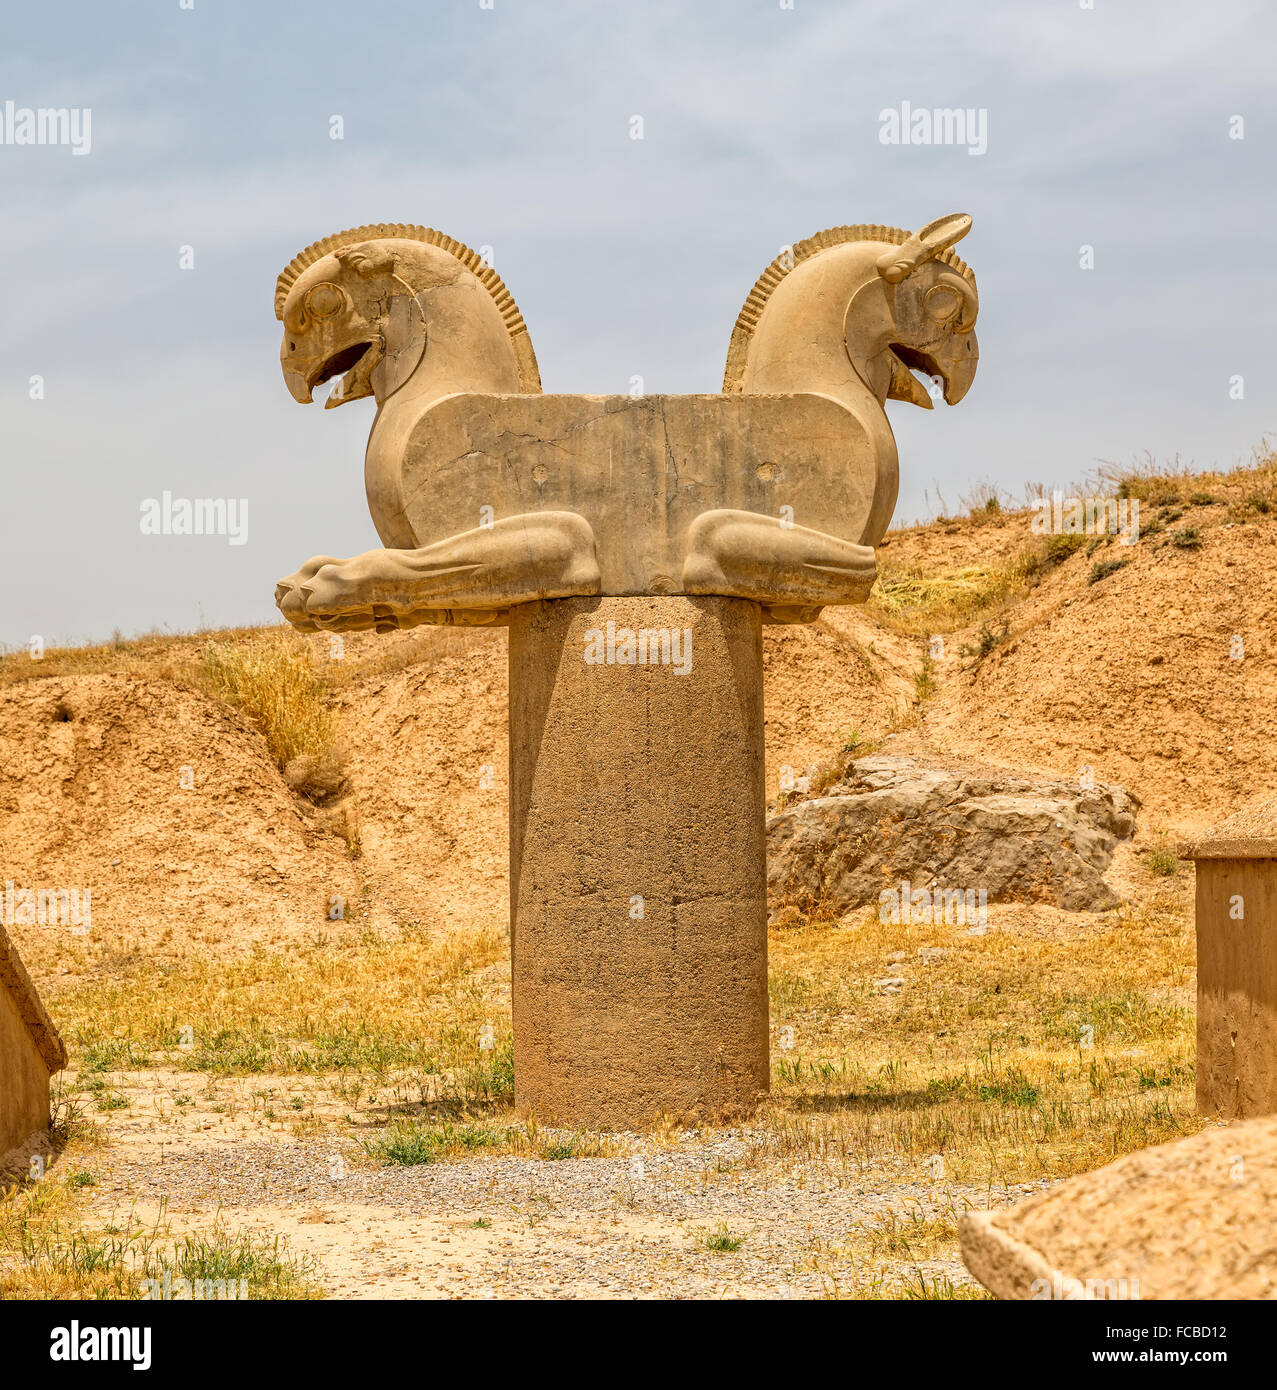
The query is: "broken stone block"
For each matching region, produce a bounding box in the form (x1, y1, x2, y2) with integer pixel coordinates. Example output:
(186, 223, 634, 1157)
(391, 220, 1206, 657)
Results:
(960, 1115, 1277, 1299)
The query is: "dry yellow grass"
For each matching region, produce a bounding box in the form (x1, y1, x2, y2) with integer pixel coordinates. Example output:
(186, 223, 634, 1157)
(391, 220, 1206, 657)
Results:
(0, 623, 349, 800)
(0, 621, 495, 807)
(0, 1175, 322, 1300)
(201, 632, 332, 766)
(0, 619, 498, 695)
(58, 926, 512, 1104)
(758, 886, 1199, 1190)
(867, 548, 1044, 634)
(202, 632, 344, 798)
(1096, 443, 1275, 508)
(0, 625, 258, 691)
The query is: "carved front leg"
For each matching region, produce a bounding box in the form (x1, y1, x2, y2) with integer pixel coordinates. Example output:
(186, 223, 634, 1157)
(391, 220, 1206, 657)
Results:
(682, 508, 877, 621)
(275, 511, 601, 632)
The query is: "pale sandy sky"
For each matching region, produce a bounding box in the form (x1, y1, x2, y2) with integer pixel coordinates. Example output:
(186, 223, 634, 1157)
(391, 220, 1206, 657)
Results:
(1, 0, 1273, 647)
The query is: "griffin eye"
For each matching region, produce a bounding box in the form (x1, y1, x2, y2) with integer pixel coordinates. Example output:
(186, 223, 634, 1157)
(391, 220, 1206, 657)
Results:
(924, 285, 962, 321)
(305, 282, 346, 320)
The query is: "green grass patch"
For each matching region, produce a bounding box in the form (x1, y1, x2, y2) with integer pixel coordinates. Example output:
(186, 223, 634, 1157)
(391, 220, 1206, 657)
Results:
(700, 1223, 745, 1252)
(1144, 845, 1180, 877)
(1087, 558, 1130, 585)
(364, 1119, 509, 1166)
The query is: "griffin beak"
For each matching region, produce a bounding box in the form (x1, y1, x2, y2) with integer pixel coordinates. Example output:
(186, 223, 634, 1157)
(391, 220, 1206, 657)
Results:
(283, 368, 314, 404)
(280, 340, 380, 409)
(890, 331, 979, 407)
(938, 330, 979, 405)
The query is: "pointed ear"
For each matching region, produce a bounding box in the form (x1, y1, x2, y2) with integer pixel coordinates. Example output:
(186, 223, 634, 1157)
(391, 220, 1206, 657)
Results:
(876, 213, 973, 283)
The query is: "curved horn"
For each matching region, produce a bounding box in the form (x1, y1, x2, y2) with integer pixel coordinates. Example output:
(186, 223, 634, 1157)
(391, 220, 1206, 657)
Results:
(876, 213, 973, 284)
(917, 213, 973, 255)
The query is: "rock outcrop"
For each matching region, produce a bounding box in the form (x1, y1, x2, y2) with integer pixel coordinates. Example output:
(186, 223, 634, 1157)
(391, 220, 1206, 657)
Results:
(766, 754, 1138, 916)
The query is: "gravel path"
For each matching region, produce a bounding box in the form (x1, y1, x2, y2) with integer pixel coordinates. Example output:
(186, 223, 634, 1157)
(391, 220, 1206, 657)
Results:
(89, 1129, 1041, 1298)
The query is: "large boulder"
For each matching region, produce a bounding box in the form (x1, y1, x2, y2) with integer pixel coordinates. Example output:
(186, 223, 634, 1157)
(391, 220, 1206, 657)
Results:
(766, 754, 1138, 916)
(960, 1115, 1277, 1299)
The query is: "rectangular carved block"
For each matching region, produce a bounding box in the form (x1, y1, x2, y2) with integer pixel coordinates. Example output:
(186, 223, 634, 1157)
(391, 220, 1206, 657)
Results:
(1195, 859, 1277, 1119)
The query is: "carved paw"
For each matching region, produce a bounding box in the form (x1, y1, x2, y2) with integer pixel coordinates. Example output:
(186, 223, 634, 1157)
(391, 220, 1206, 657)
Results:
(298, 560, 361, 617)
(280, 554, 405, 632)
(274, 555, 346, 630)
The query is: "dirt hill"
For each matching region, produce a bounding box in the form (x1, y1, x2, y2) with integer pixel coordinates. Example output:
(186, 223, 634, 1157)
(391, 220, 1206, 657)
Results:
(890, 470, 1277, 837)
(4, 452, 1275, 977)
(0, 673, 359, 982)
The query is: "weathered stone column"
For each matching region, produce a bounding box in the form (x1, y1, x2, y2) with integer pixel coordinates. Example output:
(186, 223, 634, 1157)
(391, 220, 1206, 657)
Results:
(508, 595, 769, 1130)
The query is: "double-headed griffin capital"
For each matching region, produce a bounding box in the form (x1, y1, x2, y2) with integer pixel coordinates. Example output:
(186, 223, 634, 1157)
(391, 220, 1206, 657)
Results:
(273, 215, 978, 631)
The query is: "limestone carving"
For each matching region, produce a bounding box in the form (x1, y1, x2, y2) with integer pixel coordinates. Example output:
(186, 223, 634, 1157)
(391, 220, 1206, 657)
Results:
(274, 217, 979, 630)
